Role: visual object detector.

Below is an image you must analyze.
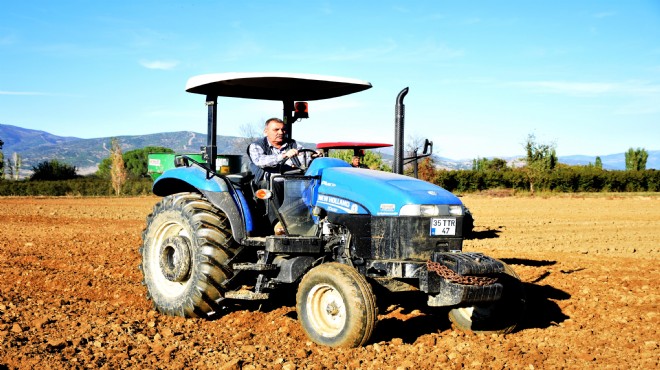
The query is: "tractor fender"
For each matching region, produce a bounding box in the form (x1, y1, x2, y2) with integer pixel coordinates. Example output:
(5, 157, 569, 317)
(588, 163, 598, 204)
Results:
(153, 167, 229, 195)
(152, 166, 250, 240)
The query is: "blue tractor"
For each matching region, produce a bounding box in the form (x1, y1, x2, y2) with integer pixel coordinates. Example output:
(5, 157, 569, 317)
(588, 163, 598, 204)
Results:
(140, 72, 525, 347)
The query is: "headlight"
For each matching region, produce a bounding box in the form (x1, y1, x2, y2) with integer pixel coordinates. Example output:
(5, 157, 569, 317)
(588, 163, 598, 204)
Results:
(399, 204, 421, 216)
(420, 205, 441, 217)
(449, 205, 463, 216)
(399, 204, 463, 216)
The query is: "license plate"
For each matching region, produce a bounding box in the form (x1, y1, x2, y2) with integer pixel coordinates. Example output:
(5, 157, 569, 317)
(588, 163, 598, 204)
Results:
(430, 218, 456, 236)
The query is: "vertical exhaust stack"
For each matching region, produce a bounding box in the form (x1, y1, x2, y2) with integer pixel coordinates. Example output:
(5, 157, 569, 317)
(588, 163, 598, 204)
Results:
(394, 87, 409, 174)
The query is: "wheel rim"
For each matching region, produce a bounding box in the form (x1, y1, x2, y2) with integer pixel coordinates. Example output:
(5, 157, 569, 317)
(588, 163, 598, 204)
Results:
(148, 219, 193, 297)
(453, 305, 495, 325)
(454, 306, 475, 322)
(159, 236, 192, 282)
(306, 283, 347, 337)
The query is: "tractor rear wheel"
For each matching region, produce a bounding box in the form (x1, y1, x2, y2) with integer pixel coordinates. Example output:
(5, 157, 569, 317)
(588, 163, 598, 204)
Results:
(448, 263, 526, 334)
(140, 192, 237, 317)
(296, 263, 377, 347)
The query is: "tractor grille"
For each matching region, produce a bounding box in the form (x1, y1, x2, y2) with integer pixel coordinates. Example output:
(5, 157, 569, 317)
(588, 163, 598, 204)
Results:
(362, 216, 463, 260)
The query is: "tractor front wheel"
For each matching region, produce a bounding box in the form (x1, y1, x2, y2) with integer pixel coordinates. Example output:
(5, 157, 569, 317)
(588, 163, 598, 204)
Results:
(296, 263, 378, 348)
(140, 193, 237, 317)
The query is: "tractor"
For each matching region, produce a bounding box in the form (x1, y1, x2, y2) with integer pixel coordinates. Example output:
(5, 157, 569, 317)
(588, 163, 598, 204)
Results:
(140, 72, 525, 347)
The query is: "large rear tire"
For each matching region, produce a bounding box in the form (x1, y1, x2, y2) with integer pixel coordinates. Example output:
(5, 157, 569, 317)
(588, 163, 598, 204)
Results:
(140, 193, 237, 317)
(296, 263, 378, 347)
(448, 263, 526, 333)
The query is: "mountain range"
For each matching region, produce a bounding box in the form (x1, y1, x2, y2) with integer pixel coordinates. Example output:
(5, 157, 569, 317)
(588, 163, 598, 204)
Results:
(0, 123, 658, 176)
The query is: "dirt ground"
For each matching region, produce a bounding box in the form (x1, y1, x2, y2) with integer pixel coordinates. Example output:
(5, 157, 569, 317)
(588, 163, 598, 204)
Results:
(0, 193, 658, 369)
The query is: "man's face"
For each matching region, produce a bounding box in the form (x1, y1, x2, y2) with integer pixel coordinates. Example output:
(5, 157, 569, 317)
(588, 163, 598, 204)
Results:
(352, 157, 360, 166)
(265, 120, 285, 147)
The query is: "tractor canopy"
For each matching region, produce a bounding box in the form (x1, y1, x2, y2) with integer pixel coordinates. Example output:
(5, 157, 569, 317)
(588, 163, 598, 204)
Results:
(183, 72, 373, 173)
(185, 72, 372, 101)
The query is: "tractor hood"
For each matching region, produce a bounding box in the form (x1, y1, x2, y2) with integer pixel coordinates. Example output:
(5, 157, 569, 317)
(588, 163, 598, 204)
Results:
(308, 160, 462, 216)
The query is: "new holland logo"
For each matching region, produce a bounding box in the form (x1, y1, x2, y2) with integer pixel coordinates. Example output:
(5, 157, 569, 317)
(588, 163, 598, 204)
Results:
(317, 195, 358, 214)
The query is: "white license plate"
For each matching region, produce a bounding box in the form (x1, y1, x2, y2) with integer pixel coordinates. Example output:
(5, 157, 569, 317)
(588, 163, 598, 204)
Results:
(430, 218, 456, 236)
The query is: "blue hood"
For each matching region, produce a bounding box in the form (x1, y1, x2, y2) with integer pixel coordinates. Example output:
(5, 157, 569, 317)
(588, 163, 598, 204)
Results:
(311, 165, 462, 216)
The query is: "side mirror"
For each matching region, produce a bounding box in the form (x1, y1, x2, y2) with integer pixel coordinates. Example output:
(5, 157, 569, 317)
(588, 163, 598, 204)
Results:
(422, 139, 433, 155)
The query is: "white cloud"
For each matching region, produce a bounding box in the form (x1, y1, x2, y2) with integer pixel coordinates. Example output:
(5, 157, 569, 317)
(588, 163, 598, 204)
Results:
(0, 91, 48, 96)
(139, 59, 179, 70)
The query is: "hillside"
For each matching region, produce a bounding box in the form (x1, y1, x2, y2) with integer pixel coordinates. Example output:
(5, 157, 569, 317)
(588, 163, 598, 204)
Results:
(1, 123, 658, 176)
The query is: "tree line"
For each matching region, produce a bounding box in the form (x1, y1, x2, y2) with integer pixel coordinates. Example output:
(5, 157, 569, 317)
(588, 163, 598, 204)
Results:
(414, 135, 657, 193)
(0, 136, 656, 196)
(0, 138, 171, 196)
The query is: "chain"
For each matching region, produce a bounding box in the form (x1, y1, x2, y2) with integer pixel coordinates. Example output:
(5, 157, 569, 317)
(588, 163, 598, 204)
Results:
(427, 260, 498, 286)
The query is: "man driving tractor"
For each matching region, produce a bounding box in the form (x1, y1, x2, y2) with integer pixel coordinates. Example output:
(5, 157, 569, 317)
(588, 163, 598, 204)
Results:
(247, 117, 314, 233)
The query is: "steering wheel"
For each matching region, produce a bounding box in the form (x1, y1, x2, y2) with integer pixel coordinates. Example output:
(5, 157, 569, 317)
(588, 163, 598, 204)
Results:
(278, 148, 318, 174)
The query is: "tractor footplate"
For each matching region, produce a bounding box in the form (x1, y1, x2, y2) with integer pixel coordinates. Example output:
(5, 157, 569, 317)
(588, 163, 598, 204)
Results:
(265, 236, 324, 254)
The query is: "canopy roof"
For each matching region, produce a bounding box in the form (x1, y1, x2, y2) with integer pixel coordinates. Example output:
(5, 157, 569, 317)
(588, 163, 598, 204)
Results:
(186, 72, 372, 101)
(316, 142, 393, 150)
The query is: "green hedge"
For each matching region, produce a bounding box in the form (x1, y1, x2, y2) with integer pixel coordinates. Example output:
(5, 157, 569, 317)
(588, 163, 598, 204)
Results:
(0, 178, 153, 196)
(1, 168, 658, 196)
(434, 168, 659, 193)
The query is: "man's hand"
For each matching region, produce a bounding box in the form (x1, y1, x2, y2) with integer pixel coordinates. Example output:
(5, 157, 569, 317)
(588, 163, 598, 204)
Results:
(284, 148, 299, 158)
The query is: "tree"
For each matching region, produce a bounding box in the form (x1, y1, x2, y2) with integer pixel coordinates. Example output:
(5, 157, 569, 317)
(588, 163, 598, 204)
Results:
(404, 135, 428, 175)
(472, 157, 509, 172)
(0, 138, 4, 179)
(30, 160, 78, 181)
(97, 146, 174, 179)
(12, 152, 21, 180)
(594, 156, 603, 170)
(625, 147, 647, 171)
(233, 122, 262, 154)
(5, 152, 22, 180)
(328, 149, 390, 171)
(110, 138, 127, 195)
(417, 156, 437, 182)
(523, 134, 557, 193)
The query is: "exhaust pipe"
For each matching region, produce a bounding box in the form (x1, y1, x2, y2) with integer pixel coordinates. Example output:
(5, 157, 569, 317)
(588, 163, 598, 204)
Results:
(394, 87, 409, 174)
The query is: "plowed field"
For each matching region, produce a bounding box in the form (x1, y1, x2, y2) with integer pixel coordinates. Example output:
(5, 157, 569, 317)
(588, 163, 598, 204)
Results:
(0, 194, 658, 369)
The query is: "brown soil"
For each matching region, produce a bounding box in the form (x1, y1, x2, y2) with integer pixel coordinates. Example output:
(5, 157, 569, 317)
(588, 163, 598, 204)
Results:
(0, 194, 658, 369)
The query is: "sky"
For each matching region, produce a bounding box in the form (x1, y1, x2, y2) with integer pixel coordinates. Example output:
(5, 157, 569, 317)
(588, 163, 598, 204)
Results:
(1, 0, 659, 160)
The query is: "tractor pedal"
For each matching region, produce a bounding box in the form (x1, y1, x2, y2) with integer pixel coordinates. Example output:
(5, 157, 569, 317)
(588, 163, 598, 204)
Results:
(232, 262, 277, 271)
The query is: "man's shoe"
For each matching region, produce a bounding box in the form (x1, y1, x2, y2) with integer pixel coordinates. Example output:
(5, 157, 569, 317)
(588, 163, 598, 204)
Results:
(274, 222, 286, 235)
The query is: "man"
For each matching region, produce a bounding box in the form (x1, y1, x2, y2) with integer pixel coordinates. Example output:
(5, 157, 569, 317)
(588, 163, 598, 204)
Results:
(351, 155, 368, 168)
(247, 117, 303, 183)
(247, 118, 305, 231)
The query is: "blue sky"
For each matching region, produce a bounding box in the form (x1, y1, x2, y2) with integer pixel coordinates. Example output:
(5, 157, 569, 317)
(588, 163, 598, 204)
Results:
(1, 0, 659, 159)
